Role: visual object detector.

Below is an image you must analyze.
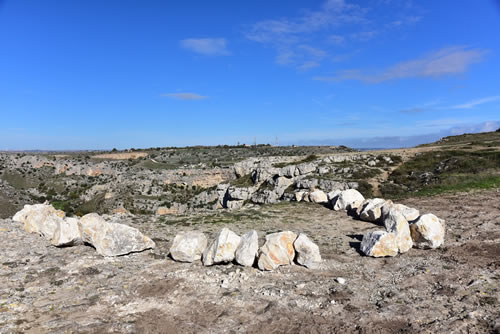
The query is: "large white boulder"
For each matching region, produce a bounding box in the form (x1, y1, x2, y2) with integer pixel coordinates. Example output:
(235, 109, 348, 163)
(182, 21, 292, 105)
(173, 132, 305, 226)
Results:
(257, 231, 297, 271)
(78, 213, 155, 256)
(309, 190, 328, 204)
(358, 198, 386, 222)
(332, 189, 365, 211)
(51, 217, 83, 247)
(383, 209, 413, 253)
(169, 231, 208, 262)
(13, 204, 66, 239)
(410, 214, 445, 249)
(202, 228, 241, 266)
(360, 231, 398, 257)
(293, 233, 322, 269)
(235, 230, 259, 267)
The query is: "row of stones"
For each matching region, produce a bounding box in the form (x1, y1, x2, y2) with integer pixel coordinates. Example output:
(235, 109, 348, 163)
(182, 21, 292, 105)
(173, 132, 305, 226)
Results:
(169, 228, 322, 271)
(12, 204, 155, 256)
(329, 189, 445, 257)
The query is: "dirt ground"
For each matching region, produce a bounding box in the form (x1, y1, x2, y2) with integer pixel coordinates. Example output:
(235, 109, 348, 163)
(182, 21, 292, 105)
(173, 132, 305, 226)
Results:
(1, 189, 499, 333)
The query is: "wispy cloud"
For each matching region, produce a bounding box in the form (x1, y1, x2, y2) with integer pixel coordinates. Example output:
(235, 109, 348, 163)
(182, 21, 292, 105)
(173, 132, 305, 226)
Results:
(244, 0, 366, 69)
(314, 46, 487, 83)
(161, 93, 207, 100)
(399, 99, 441, 114)
(180, 38, 230, 56)
(449, 95, 500, 109)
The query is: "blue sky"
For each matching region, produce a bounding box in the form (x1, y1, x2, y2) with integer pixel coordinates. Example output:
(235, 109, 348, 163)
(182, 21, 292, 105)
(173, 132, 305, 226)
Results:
(1, 0, 499, 149)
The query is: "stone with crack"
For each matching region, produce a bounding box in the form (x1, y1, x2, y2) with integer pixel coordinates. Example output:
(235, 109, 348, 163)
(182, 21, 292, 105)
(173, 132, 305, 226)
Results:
(410, 213, 445, 249)
(257, 231, 297, 271)
(293, 233, 322, 269)
(383, 209, 413, 253)
(360, 231, 398, 257)
(235, 230, 259, 267)
(51, 217, 83, 247)
(169, 231, 208, 262)
(203, 228, 241, 266)
(79, 213, 155, 257)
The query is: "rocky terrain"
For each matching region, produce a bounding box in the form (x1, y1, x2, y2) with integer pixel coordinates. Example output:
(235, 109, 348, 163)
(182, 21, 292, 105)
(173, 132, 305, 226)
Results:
(0, 131, 499, 333)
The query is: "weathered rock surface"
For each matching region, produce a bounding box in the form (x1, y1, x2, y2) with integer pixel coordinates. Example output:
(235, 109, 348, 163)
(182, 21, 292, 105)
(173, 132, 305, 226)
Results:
(382, 202, 420, 222)
(235, 230, 259, 267)
(358, 198, 386, 222)
(309, 190, 328, 204)
(295, 191, 307, 202)
(332, 189, 365, 211)
(78, 213, 155, 256)
(293, 233, 322, 269)
(51, 217, 83, 247)
(410, 213, 445, 249)
(258, 231, 297, 271)
(13, 204, 65, 239)
(360, 231, 398, 257)
(203, 228, 241, 266)
(169, 231, 208, 262)
(383, 209, 413, 253)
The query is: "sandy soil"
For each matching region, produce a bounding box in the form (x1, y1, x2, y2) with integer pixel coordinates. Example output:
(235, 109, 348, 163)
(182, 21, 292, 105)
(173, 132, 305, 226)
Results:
(1, 189, 499, 333)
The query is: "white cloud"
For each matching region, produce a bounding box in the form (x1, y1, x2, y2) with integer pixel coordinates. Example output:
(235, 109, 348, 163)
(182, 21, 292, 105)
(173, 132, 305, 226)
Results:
(161, 93, 207, 100)
(314, 46, 487, 83)
(244, 0, 366, 69)
(180, 38, 230, 56)
(449, 95, 500, 109)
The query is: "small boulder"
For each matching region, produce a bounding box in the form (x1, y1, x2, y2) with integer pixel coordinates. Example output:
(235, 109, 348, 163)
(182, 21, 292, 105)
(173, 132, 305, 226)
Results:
(170, 231, 208, 262)
(332, 189, 365, 211)
(235, 230, 259, 267)
(383, 209, 413, 253)
(410, 214, 445, 249)
(309, 190, 328, 204)
(51, 217, 83, 247)
(360, 231, 398, 257)
(293, 233, 321, 269)
(295, 191, 307, 202)
(203, 228, 241, 266)
(257, 231, 297, 271)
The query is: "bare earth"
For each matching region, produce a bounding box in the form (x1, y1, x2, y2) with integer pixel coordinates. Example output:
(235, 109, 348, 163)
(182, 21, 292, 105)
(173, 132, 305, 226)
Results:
(1, 189, 499, 333)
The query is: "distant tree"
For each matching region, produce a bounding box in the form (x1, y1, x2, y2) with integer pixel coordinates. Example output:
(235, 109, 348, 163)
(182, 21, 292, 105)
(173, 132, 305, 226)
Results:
(496, 127, 500, 132)
(111, 148, 118, 152)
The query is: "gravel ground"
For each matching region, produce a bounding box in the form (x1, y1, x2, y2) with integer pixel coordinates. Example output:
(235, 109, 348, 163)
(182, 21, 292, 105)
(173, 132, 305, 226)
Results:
(1, 189, 499, 333)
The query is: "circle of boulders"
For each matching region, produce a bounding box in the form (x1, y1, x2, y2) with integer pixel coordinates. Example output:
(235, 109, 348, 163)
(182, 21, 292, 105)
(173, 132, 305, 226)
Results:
(12, 187, 445, 267)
